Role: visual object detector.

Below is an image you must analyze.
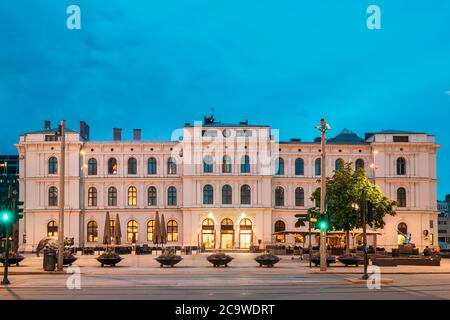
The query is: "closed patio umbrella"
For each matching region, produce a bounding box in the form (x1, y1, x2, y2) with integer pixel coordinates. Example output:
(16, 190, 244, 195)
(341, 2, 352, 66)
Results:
(160, 214, 167, 248)
(103, 211, 112, 246)
(153, 211, 161, 252)
(114, 213, 122, 245)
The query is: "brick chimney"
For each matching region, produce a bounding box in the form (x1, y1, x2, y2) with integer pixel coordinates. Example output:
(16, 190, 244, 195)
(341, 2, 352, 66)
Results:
(113, 128, 122, 141)
(80, 121, 90, 141)
(44, 120, 51, 130)
(133, 129, 141, 141)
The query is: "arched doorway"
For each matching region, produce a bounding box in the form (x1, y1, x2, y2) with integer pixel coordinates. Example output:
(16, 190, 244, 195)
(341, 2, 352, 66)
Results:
(202, 218, 216, 249)
(239, 218, 252, 249)
(220, 218, 234, 249)
(397, 222, 408, 245)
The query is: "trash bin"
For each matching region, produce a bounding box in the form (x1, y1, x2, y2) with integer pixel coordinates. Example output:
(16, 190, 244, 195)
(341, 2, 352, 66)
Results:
(185, 246, 192, 255)
(43, 249, 56, 271)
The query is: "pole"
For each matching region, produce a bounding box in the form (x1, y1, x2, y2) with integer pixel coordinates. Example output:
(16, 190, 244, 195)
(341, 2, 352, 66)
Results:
(57, 120, 66, 271)
(1, 224, 11, 285)
(361, 188, 369, 280)
(308, 215, 312, 268)
(319, 119, 327, 271)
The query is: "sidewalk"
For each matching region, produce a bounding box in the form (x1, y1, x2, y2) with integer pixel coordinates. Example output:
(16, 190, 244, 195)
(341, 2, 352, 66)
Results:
(2, 253, 450, 276)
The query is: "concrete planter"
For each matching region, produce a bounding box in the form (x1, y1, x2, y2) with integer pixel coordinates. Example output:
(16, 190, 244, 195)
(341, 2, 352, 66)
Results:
(155, 255, 183, 267)
(207, 254, 234, 267)
(254, 254, 280, 268)
(0, 255, 25, 267)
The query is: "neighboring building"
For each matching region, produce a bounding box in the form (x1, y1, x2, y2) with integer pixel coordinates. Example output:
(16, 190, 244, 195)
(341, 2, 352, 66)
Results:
(438, 195, 450, 245)
(0, 155, 19, 202)
(15, 118, 440, 252)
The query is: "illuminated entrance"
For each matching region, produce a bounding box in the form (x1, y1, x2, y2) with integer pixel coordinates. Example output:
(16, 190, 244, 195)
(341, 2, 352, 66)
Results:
(239, 218, 252, 249)
(220, 218, 234, 249)
(202, 218, 215, 249)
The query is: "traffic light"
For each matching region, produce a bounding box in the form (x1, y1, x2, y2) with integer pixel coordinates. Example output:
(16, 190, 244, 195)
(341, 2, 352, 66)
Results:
(1, 210, 13, 224)
(14, 201, 24, 221)
(317, 218, 329, 231)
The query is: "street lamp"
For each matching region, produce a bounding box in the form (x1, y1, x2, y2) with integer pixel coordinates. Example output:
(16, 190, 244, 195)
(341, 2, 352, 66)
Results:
(315, 118, 330, 271)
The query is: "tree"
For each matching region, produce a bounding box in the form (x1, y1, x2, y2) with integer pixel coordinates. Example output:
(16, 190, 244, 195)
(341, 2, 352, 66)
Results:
(308, 162, 397, 254)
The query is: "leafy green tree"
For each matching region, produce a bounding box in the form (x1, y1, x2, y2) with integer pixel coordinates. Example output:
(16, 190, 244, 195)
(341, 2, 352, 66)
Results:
(308, 162, 397, 254)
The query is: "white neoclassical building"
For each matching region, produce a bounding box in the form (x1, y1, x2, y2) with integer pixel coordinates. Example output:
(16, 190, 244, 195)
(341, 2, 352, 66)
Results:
(15, 117, 440, 252)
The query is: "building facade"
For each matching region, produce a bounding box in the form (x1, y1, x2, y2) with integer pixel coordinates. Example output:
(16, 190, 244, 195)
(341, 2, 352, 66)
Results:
(438, 195, 450, 245)
(16, 118, 440, 252)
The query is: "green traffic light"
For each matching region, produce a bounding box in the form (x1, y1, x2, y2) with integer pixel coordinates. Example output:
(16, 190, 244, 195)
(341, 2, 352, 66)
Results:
(318, 220, 328, 231)
(1, 211, 12, 223)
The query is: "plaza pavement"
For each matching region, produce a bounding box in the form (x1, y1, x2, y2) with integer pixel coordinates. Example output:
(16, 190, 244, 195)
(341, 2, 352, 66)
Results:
(1, 253, 450, 299)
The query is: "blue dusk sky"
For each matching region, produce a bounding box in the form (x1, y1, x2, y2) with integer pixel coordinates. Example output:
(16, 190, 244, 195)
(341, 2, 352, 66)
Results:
(0, 0, 449, 198)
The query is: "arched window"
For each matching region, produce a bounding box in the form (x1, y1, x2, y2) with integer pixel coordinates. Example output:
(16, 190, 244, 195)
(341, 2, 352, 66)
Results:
(240, 184, 251, 205)
(222, 155, 232, 173)
(398, 222, 407, 234)
(108, 187, 117, 206)
(167, 220, 178, 242)
(335, 158, 344, 171)
(127, 186, 137, 206)
(295, 187, 305, 207)
(47, 220, 57, 237)
(274, 220, 286, 243)
(203, 184, 214, 204)
(239, 218, 252, 249)
(222, 185, 232, 204)
(168, 186, 177, 206)
(127, 220, 138, 243)
(396, 157, 406, 175)
(275, 158, 284, 175)
(48, 186, 58, 206)
(355, 159, 365, 170)
(203, 155, 213, 173)
(167, 157, 177, 175)
(241, 155, 250, 173)
(147, 220, 155, 241)
(275, 187, 284, 206)
(128, 157, 137, 175)
(108, 158, 118, 175)
(48, 157, 57, 174)
(87, 221, 98, 242)
(88, 158, 97, 175)
(295, 158, 304, 176)
(315, 158, 321, 176)
(148, 157, 157, 175)
(148, 186, 157, 206)
(88, 187, 97, 207)
(397, 187, 406, 207)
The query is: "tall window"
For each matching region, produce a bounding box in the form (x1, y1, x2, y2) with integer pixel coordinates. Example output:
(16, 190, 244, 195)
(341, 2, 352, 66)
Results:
(275, 158, 284, 175)
(222, 155, 232, 173)
(168, 186, 177, 206)
(88, 158, 97, 175)
(397, 187, 406, 207)
(295, 158, 304, 176)
(274, 220, 286, 243)
(48, 157, 57, 174)
(275, 187, 284, 206)
(88, 187, 97, 207)
(315, 158, 321, 176)
(167, 220, 178, 242)
(108, 158, 118, 175)
(222, 184, 232, 204)
(127, 220, 138, 243)
(147, 220, 155, 241)
(355, 159, 364, 170)
(240, 184, 251, 205)
(295, 187, 305, 207)
(203, 156, 213, 173)
(47, 220, 58, 237)
(87, 221, 98, 242)
(335, 158, 344, 171)
(241, 155, 250, 173)
(396, 157, 406, 175)
(203, 184, 214, 204)
(128, 157, 137, 175)
(148, 186, 157, 206)
(148, 157, 157, 174)
(128, 186, 137, 206)
(48, 186, 58, 206)
(108, 187, 117, 206)
(167, 157, 177, 175)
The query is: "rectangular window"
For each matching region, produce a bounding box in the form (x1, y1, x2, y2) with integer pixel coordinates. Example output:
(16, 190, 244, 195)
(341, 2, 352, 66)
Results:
(393, 136, 409, 142)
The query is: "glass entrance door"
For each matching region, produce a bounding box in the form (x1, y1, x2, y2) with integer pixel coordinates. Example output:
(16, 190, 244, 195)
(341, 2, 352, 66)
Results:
(239, 231, 251, 249)
(202, 231, 215, 249)
(221, 233, 233, 249)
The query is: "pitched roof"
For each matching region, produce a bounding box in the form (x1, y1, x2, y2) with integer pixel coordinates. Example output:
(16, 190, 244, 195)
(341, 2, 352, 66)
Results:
(327, 129, 365, 145)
